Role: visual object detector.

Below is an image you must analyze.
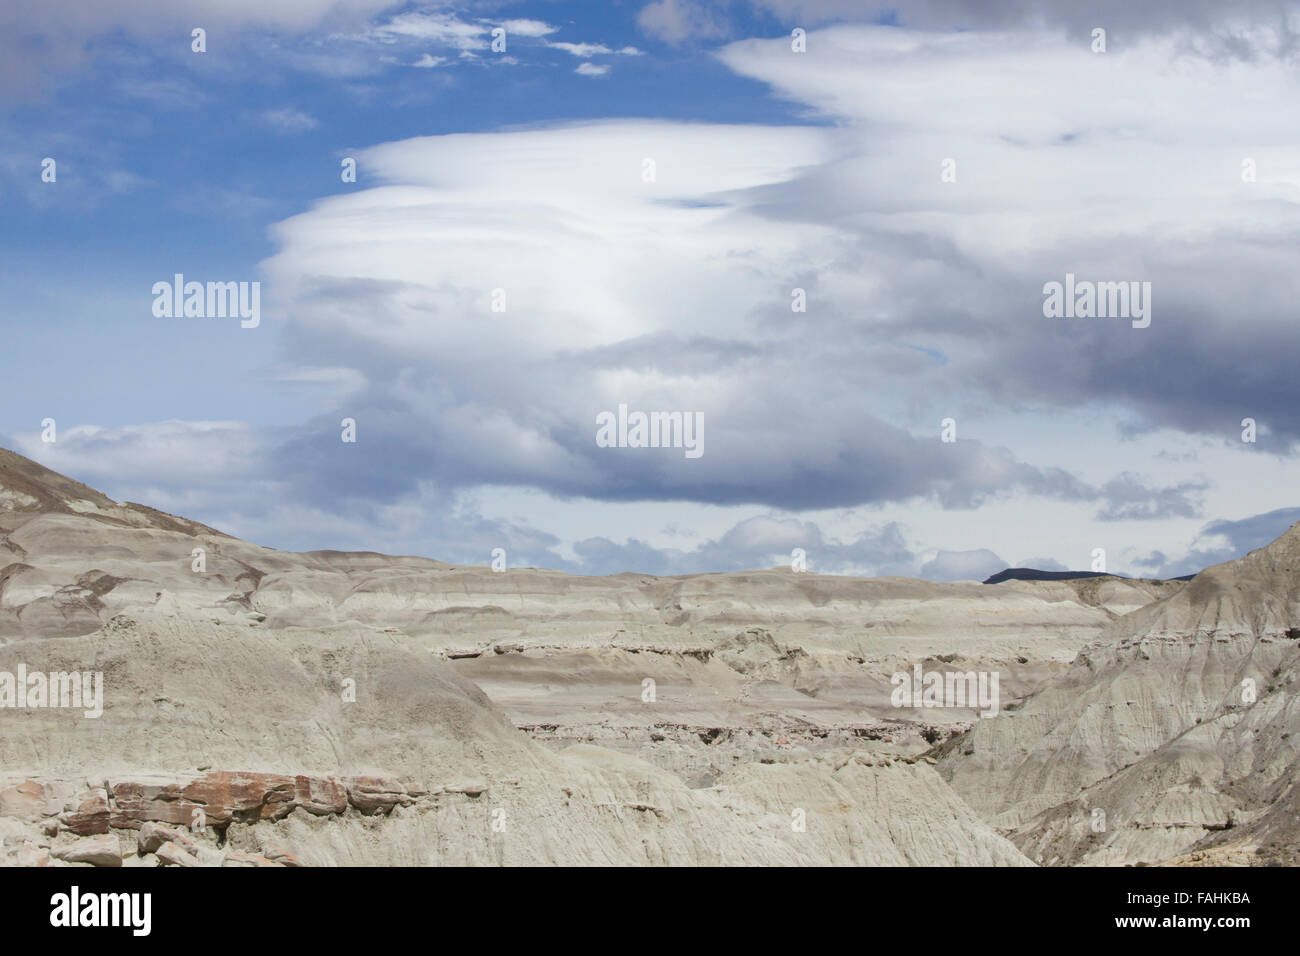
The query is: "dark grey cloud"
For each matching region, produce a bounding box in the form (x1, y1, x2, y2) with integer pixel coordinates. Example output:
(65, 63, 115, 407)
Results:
(256, 274, 1113, 513)
(1200, 507, 1300, 555)
(263, 378, 1108, 513)
(983, 249, 1300, 452)
(741, 227, 1300, 460)
(1095, 472, 1208, 522)
(756, 219, 1300, 456)
(712, 28, 1300, 458)
(561, 332, 767, 377)
(149, 253, 1235, 525)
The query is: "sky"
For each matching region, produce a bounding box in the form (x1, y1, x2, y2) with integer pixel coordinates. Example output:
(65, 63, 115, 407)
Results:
(2, 0, 1299, 581)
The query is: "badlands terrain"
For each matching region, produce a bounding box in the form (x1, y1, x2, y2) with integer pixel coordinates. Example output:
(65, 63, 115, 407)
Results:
(0, 445, 1295, 866)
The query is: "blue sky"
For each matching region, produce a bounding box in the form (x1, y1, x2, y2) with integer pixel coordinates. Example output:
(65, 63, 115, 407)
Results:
(2, 2, 809, 431)
(4, 0, 1300, 580)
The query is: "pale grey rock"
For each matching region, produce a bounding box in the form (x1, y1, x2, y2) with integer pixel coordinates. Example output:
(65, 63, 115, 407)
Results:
(13, 445, 1270, 867)
(155, 841, 199, 867)
(51, 833, 121, 867)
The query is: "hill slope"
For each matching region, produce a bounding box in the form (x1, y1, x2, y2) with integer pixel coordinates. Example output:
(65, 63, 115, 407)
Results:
(0, 447, 1054, 866)
(941, 523, 1300, 866)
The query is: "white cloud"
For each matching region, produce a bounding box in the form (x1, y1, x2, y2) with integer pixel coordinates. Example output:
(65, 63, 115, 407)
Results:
(576, 62, 611, 77)
(549, 40, 647, 58)
(264, 119, 831, 362)
(637, 0, 730, 44)
(370, 10, 487, 50)
(709, 24, 1300, 448)
(256, 116, 1106, 517)
(716, 25, 1300, 248)
(261, 107, 318, 132)
(244, 23, 1300, 531)
(548, 41, 615, 57)
(15, 421, 260, 488)
(12, 16, 1286, 575)
(500, 18, 558, 38)
(918, 549, 1008, 582)
(411, 53, 447, 68)
(269, 365, 368, 395)
(0, 0, 403, 98)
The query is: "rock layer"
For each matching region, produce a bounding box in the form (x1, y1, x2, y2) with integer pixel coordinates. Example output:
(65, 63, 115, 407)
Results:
(11, 445, 1279, 867)
(940, 522, 1300, 866)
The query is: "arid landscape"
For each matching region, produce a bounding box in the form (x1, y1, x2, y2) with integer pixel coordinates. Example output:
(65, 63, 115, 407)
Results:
(2, 445, 1295, 867)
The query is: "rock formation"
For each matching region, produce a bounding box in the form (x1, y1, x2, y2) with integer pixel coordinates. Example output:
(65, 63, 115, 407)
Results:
(5, 445, 1292, 866)
(940, 522, 1300, 866)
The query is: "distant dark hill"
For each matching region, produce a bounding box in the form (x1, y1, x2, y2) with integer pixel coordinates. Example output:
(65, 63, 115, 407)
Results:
(982, 567, 1195, 585)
